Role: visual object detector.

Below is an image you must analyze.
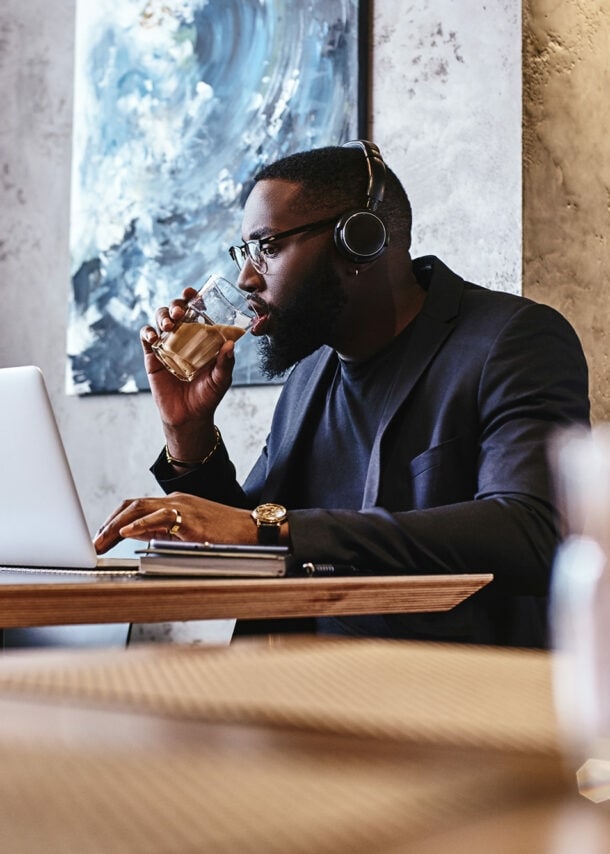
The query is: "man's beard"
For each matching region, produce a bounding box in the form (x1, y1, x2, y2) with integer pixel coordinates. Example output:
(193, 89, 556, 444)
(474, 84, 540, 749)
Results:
(257, 265, 347, 379)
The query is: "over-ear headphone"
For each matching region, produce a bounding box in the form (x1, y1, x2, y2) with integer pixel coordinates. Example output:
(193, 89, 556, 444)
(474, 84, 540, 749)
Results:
(334, 140, 389, 264)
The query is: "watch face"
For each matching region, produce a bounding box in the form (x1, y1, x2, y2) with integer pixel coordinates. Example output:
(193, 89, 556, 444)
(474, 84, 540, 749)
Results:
(253, 503, 287, 524)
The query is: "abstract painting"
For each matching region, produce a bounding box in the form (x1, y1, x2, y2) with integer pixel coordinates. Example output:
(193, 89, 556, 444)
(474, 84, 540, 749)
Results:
(68, 0, 367, 394)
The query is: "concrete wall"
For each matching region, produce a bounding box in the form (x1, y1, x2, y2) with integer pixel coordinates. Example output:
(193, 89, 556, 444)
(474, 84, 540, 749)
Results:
(0, 0, 521, 537)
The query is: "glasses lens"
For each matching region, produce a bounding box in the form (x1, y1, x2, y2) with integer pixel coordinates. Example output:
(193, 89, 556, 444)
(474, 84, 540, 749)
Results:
(229, 245, 247, 271)
(229, 242, 267, 273)
(248, 242, 265, 273)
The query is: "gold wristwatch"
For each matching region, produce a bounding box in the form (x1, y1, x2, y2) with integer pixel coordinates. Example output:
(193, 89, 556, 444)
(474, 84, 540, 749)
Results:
(251, 503, 288, 545)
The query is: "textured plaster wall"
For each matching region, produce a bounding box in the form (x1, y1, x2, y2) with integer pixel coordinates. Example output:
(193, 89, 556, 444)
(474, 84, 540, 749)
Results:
(523, 0, 610, 423)
(372, 0, 521, 293)
(0, 0, 521, 534)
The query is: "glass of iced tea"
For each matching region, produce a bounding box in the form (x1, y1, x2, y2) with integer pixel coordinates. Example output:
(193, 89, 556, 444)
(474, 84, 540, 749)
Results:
(152, 274, 253, 382)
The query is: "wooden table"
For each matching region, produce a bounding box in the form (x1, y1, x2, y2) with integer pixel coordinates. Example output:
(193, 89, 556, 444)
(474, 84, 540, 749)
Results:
(0, 568, 492, 628)
(0, 638, 606, 852)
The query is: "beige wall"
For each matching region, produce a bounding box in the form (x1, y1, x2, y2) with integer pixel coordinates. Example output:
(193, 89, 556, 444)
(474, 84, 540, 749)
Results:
(523, 0, 610, 422)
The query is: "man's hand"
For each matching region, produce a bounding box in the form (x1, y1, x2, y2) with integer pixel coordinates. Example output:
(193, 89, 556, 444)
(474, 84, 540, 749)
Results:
(142, 288, 236, 459)
(93, 492, 258, 553)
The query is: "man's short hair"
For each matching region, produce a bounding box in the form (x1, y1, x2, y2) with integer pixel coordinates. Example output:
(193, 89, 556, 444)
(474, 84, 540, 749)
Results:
(254, 145, 413, 250)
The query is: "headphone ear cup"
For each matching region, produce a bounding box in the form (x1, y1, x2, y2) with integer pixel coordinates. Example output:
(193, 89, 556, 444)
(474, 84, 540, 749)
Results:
(334, 210, 388, 264)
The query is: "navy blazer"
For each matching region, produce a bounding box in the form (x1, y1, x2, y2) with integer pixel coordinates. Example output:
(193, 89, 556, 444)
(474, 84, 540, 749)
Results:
(155, 256, 590, 646)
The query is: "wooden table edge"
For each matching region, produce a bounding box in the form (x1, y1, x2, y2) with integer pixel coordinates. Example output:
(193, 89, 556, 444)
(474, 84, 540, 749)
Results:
(0, 572, 494, 627)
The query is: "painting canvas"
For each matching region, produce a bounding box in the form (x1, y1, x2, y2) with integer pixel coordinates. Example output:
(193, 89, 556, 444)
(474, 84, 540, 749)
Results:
(68, 0, 368, 394)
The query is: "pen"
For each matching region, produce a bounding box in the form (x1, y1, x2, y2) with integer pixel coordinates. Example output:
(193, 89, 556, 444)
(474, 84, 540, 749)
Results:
(301, 562, 361, 577)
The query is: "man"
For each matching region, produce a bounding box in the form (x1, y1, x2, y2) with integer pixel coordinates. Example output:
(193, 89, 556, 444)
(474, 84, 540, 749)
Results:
(95, 141, 590, 647)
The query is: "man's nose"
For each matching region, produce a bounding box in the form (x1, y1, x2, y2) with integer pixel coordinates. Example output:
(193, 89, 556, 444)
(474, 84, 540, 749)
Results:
(237, 259, 264, 293)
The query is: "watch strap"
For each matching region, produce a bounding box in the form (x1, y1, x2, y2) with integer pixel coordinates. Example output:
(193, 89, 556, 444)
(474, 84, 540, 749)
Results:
(256, 522, 281, 546)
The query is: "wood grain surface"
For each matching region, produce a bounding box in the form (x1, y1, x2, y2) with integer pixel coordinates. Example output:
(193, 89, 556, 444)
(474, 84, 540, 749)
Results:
(0, 571, 493, 627)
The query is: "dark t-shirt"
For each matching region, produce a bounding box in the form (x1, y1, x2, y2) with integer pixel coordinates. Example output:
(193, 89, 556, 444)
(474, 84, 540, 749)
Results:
(292, 324, 415, 637)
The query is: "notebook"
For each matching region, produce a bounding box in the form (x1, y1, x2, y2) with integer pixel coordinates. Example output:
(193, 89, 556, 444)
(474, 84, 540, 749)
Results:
(0, 365, 137, 571)
(136, 540, 362, 577)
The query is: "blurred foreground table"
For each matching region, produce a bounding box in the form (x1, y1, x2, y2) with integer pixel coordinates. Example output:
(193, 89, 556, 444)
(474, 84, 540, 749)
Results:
(0, 568, 492, 627)
(0, 637, 607, 852)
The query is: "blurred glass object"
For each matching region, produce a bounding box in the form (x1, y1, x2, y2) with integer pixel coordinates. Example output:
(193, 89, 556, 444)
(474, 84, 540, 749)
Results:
(550, 426, 610, 786)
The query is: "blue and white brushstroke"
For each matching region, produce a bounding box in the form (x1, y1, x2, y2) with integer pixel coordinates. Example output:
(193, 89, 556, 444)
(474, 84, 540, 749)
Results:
(68, 0, 362, 394)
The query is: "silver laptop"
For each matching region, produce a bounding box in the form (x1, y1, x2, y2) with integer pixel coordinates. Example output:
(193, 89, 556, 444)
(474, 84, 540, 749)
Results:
(0, 365, 136, 571)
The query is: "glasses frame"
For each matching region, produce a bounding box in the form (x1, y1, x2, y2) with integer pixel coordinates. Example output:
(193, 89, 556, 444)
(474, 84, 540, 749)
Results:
(229, 216, 338, 273)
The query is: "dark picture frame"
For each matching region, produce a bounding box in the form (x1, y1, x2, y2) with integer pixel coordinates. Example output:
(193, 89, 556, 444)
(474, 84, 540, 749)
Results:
(68, 0, 370, 394)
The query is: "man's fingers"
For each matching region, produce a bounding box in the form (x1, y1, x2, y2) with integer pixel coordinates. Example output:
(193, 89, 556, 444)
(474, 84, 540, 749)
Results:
(118, 507, 176, 539)
(141, 325, 158, 351)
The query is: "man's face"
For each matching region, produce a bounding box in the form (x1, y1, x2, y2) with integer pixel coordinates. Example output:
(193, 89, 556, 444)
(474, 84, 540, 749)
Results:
(237, 179, 347, 378)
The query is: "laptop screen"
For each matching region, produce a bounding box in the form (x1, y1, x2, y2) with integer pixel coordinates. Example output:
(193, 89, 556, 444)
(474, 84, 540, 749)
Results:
(0, 365, 100, 568)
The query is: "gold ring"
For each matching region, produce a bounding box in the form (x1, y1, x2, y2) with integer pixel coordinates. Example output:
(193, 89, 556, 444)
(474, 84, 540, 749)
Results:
(168, 508, 182, 536)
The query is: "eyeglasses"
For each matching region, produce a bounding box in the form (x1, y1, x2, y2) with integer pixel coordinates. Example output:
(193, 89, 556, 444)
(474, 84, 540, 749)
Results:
(228, 216, 337, 274)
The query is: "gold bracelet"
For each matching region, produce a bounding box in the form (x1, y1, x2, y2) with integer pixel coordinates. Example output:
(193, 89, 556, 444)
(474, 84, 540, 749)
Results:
(165, 426, 221, 469)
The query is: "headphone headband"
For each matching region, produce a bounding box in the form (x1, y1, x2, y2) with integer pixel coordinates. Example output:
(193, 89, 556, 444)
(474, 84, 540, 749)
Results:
(342, 139, 386, 211)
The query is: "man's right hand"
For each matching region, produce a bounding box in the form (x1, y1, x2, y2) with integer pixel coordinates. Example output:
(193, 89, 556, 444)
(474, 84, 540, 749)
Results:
(141, 288, 236, 461)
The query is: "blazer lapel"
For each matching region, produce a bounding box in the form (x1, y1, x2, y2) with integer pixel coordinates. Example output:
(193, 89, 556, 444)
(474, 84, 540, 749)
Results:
(362, 257, 465, 506)
(260, 347, 337, 501)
